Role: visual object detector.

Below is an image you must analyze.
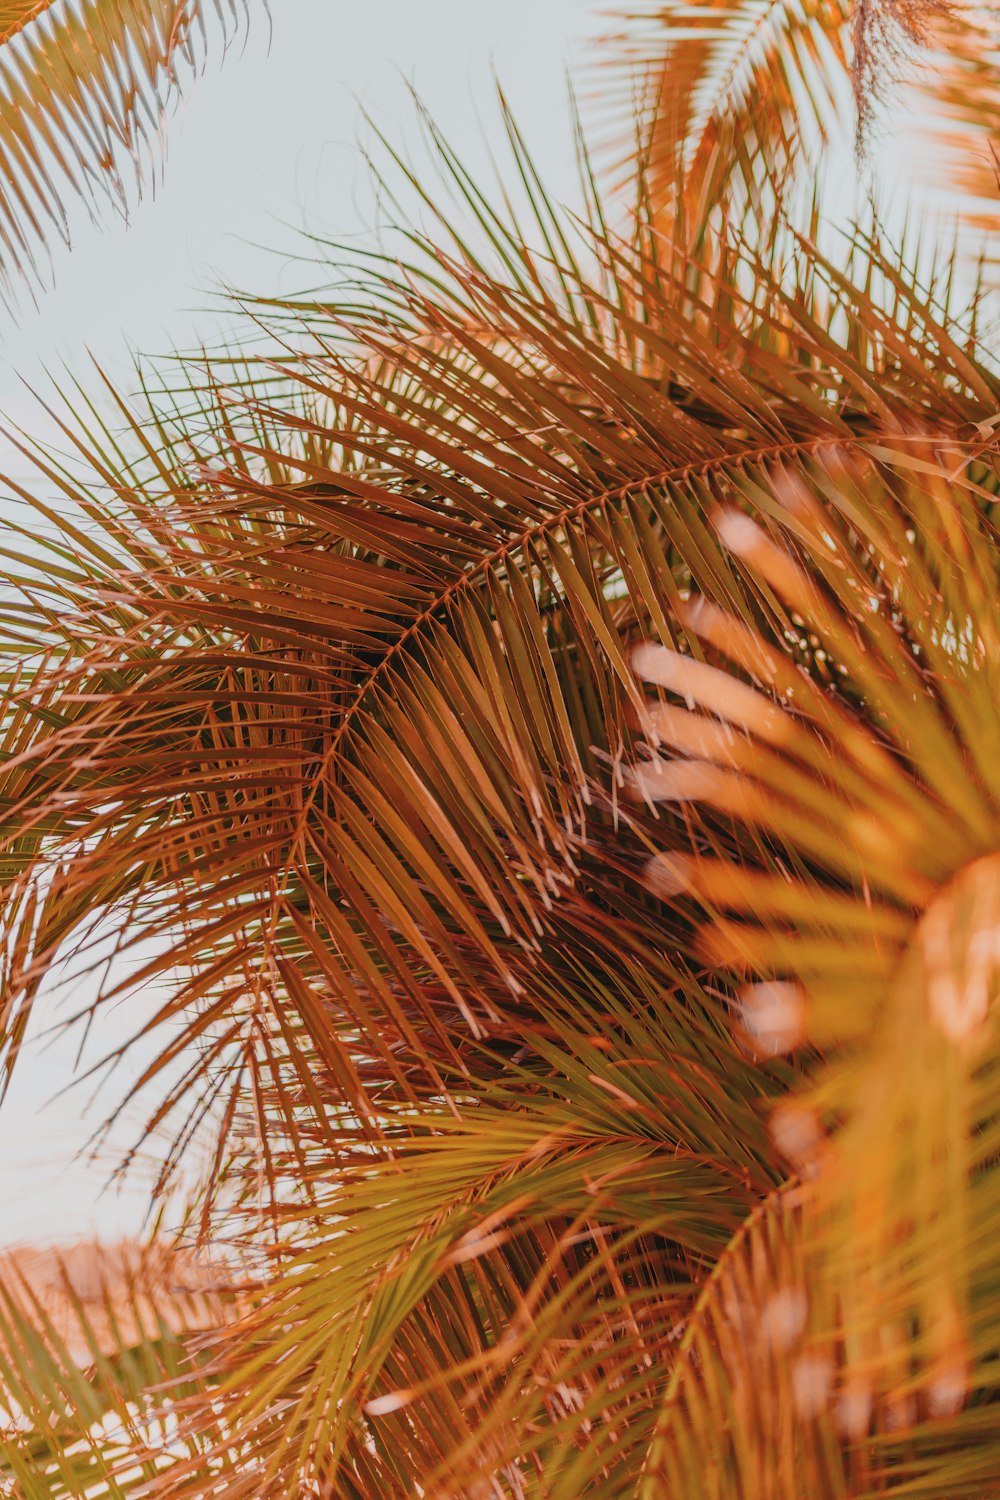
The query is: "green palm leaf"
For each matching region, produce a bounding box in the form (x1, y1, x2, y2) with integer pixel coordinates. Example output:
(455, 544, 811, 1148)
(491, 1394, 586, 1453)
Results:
(0, 1239, 233, 1499)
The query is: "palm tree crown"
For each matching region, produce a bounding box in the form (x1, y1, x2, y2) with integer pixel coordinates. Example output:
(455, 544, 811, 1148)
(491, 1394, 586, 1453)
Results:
(3, 3, 1000, 1496)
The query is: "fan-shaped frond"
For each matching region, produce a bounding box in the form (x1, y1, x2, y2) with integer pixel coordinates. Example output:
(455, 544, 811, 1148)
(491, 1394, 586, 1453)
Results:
(631, 448, 1000, 1494)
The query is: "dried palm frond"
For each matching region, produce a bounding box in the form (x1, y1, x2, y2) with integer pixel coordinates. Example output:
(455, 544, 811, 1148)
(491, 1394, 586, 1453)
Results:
(0, 86, 998, 1492)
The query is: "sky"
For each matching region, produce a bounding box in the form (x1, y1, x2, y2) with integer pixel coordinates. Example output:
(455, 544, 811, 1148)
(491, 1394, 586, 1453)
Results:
(0, 0, 602, 399)
(0, 0, 603, 1249)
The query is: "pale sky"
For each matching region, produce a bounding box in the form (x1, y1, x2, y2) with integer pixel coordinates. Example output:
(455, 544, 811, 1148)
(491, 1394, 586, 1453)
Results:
(1, 1, 601, 396)
(0, 0, 603, 1249)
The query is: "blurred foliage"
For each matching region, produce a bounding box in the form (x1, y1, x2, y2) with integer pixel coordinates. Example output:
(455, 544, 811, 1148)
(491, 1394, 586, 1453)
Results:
(2, 1, 1000, 1495)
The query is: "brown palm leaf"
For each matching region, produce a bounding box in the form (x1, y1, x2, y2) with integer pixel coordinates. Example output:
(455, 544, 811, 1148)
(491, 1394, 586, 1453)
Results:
(1, 72, 1000, 1500)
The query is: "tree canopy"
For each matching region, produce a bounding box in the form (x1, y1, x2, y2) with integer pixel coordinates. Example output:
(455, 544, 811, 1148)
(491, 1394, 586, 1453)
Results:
(2, 2, 1000, 1495)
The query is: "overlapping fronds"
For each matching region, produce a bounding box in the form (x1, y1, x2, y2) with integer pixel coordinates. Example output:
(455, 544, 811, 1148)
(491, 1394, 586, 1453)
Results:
(0, 1239, 235, 1498)
(0, 116, 991, 1192)
(601, 0, 1000, 251)
(135, 959, 771, 1496)
(0, 0, 999, 1473)
(0, 0, 250, 295)
(0, 90, 999, 1492)
(631, 447, 1000, 1496)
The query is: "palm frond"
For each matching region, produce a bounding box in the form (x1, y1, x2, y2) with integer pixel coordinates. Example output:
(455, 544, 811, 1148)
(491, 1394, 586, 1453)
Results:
(135, 951, 773, 1496)
(601, 0, 1000, 253)
(600, 0, 848, 233)
(0, 0, 250, 295)
(2, 88, 1000, 1497)
(631, 447, 1000, 1494)
(0, 1239, 234, 1499)
(2, 155, 990, 1182)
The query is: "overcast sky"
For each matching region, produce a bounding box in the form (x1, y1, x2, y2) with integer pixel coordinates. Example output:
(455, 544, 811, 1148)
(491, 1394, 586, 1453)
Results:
(0, 0, 603, 1249)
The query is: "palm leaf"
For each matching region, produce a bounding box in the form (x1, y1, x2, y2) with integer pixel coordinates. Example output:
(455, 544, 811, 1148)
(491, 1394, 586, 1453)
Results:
(638, 1188, 850, 1499)
(1, 91, 1000, 1497)
(0, 0, 250, 294)
(0, 1238, 234, 1498)
(631, 449, 1000, 1493)
(601, 0, 1000, 252)
(136, 953, 772, 1495)
(2, 184, 984, 1189)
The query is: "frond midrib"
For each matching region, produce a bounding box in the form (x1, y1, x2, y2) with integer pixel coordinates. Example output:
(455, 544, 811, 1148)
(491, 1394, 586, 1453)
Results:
(321, 425, 951, 767)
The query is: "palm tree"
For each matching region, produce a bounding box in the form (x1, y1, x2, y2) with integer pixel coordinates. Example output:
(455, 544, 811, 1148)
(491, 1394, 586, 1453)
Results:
(0, 0, 248, 292)
(2, 2, 1000, 1496)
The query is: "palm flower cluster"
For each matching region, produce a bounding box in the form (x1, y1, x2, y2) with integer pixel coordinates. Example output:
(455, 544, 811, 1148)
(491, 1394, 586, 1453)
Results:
(2, 1, 1000, 1496)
